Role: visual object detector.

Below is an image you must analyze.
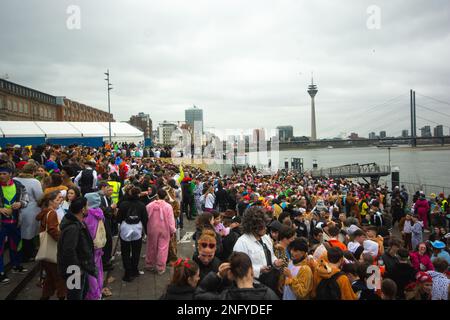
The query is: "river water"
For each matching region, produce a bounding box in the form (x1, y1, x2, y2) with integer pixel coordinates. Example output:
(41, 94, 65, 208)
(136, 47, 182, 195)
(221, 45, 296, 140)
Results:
(244, 146, 450, 194)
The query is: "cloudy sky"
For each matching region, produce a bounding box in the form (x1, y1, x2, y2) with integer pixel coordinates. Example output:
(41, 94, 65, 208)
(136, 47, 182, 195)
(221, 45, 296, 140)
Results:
(1, 0, 449, 138)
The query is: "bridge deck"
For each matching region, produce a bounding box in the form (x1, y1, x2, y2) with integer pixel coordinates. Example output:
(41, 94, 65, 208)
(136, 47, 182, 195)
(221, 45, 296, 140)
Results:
(309, 163, 391, 179)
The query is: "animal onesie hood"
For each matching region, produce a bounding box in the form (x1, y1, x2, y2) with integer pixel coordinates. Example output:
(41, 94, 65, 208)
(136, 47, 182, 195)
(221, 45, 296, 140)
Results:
(312, 255, 357, 300)
(84, 207, 105, 300)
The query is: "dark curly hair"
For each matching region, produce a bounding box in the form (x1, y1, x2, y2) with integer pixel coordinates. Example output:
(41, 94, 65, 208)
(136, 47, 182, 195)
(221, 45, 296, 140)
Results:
(242, 207, 267, 235)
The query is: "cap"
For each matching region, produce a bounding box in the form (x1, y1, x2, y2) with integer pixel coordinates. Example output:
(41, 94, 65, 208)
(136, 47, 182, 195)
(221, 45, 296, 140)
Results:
(415, 271, 432, 283)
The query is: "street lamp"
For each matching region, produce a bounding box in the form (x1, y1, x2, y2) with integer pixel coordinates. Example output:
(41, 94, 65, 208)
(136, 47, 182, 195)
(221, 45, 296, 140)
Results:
(104, 69, 113, 144)
(377, 145, 396, 172)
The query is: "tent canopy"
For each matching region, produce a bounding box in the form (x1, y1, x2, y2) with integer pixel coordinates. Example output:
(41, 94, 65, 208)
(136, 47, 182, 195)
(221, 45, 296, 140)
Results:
(0, 121, 143, 139)
(0, 121, 46, 137)
(34, 121, 82, 138)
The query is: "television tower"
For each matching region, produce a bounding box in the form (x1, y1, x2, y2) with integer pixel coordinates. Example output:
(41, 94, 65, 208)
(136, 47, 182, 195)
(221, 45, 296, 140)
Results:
(307, 75, 318, 141)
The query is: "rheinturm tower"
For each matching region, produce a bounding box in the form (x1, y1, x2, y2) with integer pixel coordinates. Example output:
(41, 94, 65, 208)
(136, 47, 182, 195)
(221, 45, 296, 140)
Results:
(307, 77, 318, 141)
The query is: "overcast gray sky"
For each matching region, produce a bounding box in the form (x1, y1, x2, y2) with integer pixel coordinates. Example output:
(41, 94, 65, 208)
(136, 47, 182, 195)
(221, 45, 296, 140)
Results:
(1, 0, 449, 138)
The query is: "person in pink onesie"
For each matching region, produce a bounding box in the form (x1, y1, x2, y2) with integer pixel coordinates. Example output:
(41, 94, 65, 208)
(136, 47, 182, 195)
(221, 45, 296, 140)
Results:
(145, 189, 176, 274)
(414, 192, 430, 230)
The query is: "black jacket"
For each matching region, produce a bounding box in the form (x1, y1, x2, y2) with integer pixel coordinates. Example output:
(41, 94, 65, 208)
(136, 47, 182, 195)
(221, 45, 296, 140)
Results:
(195, 271, 279, 300)
(220, 227, 242, 261)
(99, 193, 114, 219)
(57, 213, 97, 278)
(160, 285, 196, 300)
(193, 255, 221, 282)
(117, 196, 148, 232)
(381, 252, 399, 278)
(214, 188, 229, 211)
(389, 263, 417, 299)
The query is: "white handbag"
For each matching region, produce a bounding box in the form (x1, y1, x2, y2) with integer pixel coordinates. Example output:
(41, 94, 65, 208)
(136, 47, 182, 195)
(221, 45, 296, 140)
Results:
(35, 211, 58, 264)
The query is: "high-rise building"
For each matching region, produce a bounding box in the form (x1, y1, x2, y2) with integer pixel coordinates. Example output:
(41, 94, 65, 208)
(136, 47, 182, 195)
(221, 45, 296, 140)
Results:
(185, 105, 203, 133)
(401, 129, 409, 138)
(128, 112, 152, 139)
(379, 131, 386, 139)
(307, 78, 318, 141)
(276, 126, 294, 142)
(252, 128, 266, 151)
(158, 121, 178, 146)
(369, 132, 376, 139)
(420, 126, 432, 137)
(434, 125, 444, 137)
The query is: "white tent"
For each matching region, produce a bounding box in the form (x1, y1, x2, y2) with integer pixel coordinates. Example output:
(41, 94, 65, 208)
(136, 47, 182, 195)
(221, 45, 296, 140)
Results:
(69, 122, 109, 137)
(0, 121, 45, 137)
(34, 121, 82, 138)
(0, 121, 143, 141)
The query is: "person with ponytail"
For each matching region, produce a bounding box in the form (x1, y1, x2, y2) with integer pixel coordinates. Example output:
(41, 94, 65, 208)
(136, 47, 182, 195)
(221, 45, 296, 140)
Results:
(36, 190, 67, 300)
(160, 258, 199, 300)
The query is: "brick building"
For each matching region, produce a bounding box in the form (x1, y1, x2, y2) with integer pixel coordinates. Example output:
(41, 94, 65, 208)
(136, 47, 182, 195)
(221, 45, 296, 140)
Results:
(0, 79, 113, 122)
(128, 112, 152, 139)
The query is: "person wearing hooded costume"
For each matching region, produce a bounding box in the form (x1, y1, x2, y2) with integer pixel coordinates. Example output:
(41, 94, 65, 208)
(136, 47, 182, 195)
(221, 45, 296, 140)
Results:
(145, 189, 176, 274)
(83, 192, 106, 300)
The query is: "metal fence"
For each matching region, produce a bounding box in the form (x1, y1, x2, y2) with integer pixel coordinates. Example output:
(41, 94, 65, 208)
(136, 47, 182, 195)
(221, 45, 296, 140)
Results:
(399, 181, 450, 198)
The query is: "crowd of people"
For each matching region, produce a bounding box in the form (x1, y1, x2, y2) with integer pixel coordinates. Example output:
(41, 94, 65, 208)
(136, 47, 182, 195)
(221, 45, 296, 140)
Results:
(0, 142, 449, 300)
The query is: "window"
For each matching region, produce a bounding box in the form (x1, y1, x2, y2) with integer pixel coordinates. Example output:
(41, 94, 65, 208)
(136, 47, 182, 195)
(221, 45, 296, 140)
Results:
(39, 106, 43, 116)
(24, 102, 29, 113)
(19, 102, 24, 113)
(0, 97, 3, 110)
(13, 101, 18, 112)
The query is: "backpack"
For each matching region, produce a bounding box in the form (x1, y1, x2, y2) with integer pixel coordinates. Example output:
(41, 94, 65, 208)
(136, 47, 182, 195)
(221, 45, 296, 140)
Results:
(93, 220, 107, 249)
(79, 169, 94, 194)
(316, 271, 344, 300)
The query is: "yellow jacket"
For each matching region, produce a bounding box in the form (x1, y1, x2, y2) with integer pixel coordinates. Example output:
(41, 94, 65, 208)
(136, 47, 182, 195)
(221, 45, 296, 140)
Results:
(284, 259, 314, 299)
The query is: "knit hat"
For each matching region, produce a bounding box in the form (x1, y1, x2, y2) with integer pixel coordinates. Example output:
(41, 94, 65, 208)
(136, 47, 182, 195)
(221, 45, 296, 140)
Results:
(84, 192, 101, 209)
(415, 271, 432, 283)
(0, 166, 12, 173)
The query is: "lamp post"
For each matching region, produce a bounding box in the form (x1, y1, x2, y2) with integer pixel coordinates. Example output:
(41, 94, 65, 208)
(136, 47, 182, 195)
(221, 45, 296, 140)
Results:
(104, 69, 113, 145)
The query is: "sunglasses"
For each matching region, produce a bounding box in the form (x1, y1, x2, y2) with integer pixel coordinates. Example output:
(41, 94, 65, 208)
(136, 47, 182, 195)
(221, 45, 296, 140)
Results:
(199, 242, 216, 249)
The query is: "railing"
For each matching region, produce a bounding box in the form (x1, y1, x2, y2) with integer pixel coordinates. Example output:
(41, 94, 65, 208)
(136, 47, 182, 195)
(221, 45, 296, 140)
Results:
(309, 163, 391, 178)
(399, 181, 450, 199)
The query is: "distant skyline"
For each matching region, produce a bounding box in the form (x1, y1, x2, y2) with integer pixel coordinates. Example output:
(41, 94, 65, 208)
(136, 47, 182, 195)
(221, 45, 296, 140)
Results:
(1, 0, 449, 138)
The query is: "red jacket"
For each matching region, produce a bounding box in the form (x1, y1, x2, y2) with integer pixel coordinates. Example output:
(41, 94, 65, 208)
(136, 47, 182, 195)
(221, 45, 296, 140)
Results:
(410, 251, 434, 272)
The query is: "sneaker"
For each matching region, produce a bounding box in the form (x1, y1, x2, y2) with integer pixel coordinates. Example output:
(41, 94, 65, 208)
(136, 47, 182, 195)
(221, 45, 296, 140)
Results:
(157, 269, 166, 275)
(12, 266, 28, 274)
(122, 275, 133, 282)
(0, 273, 10, 284)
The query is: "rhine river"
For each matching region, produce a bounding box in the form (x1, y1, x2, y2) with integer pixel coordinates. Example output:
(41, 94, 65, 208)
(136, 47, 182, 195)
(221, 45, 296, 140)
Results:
(245, 146, 450, 194)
